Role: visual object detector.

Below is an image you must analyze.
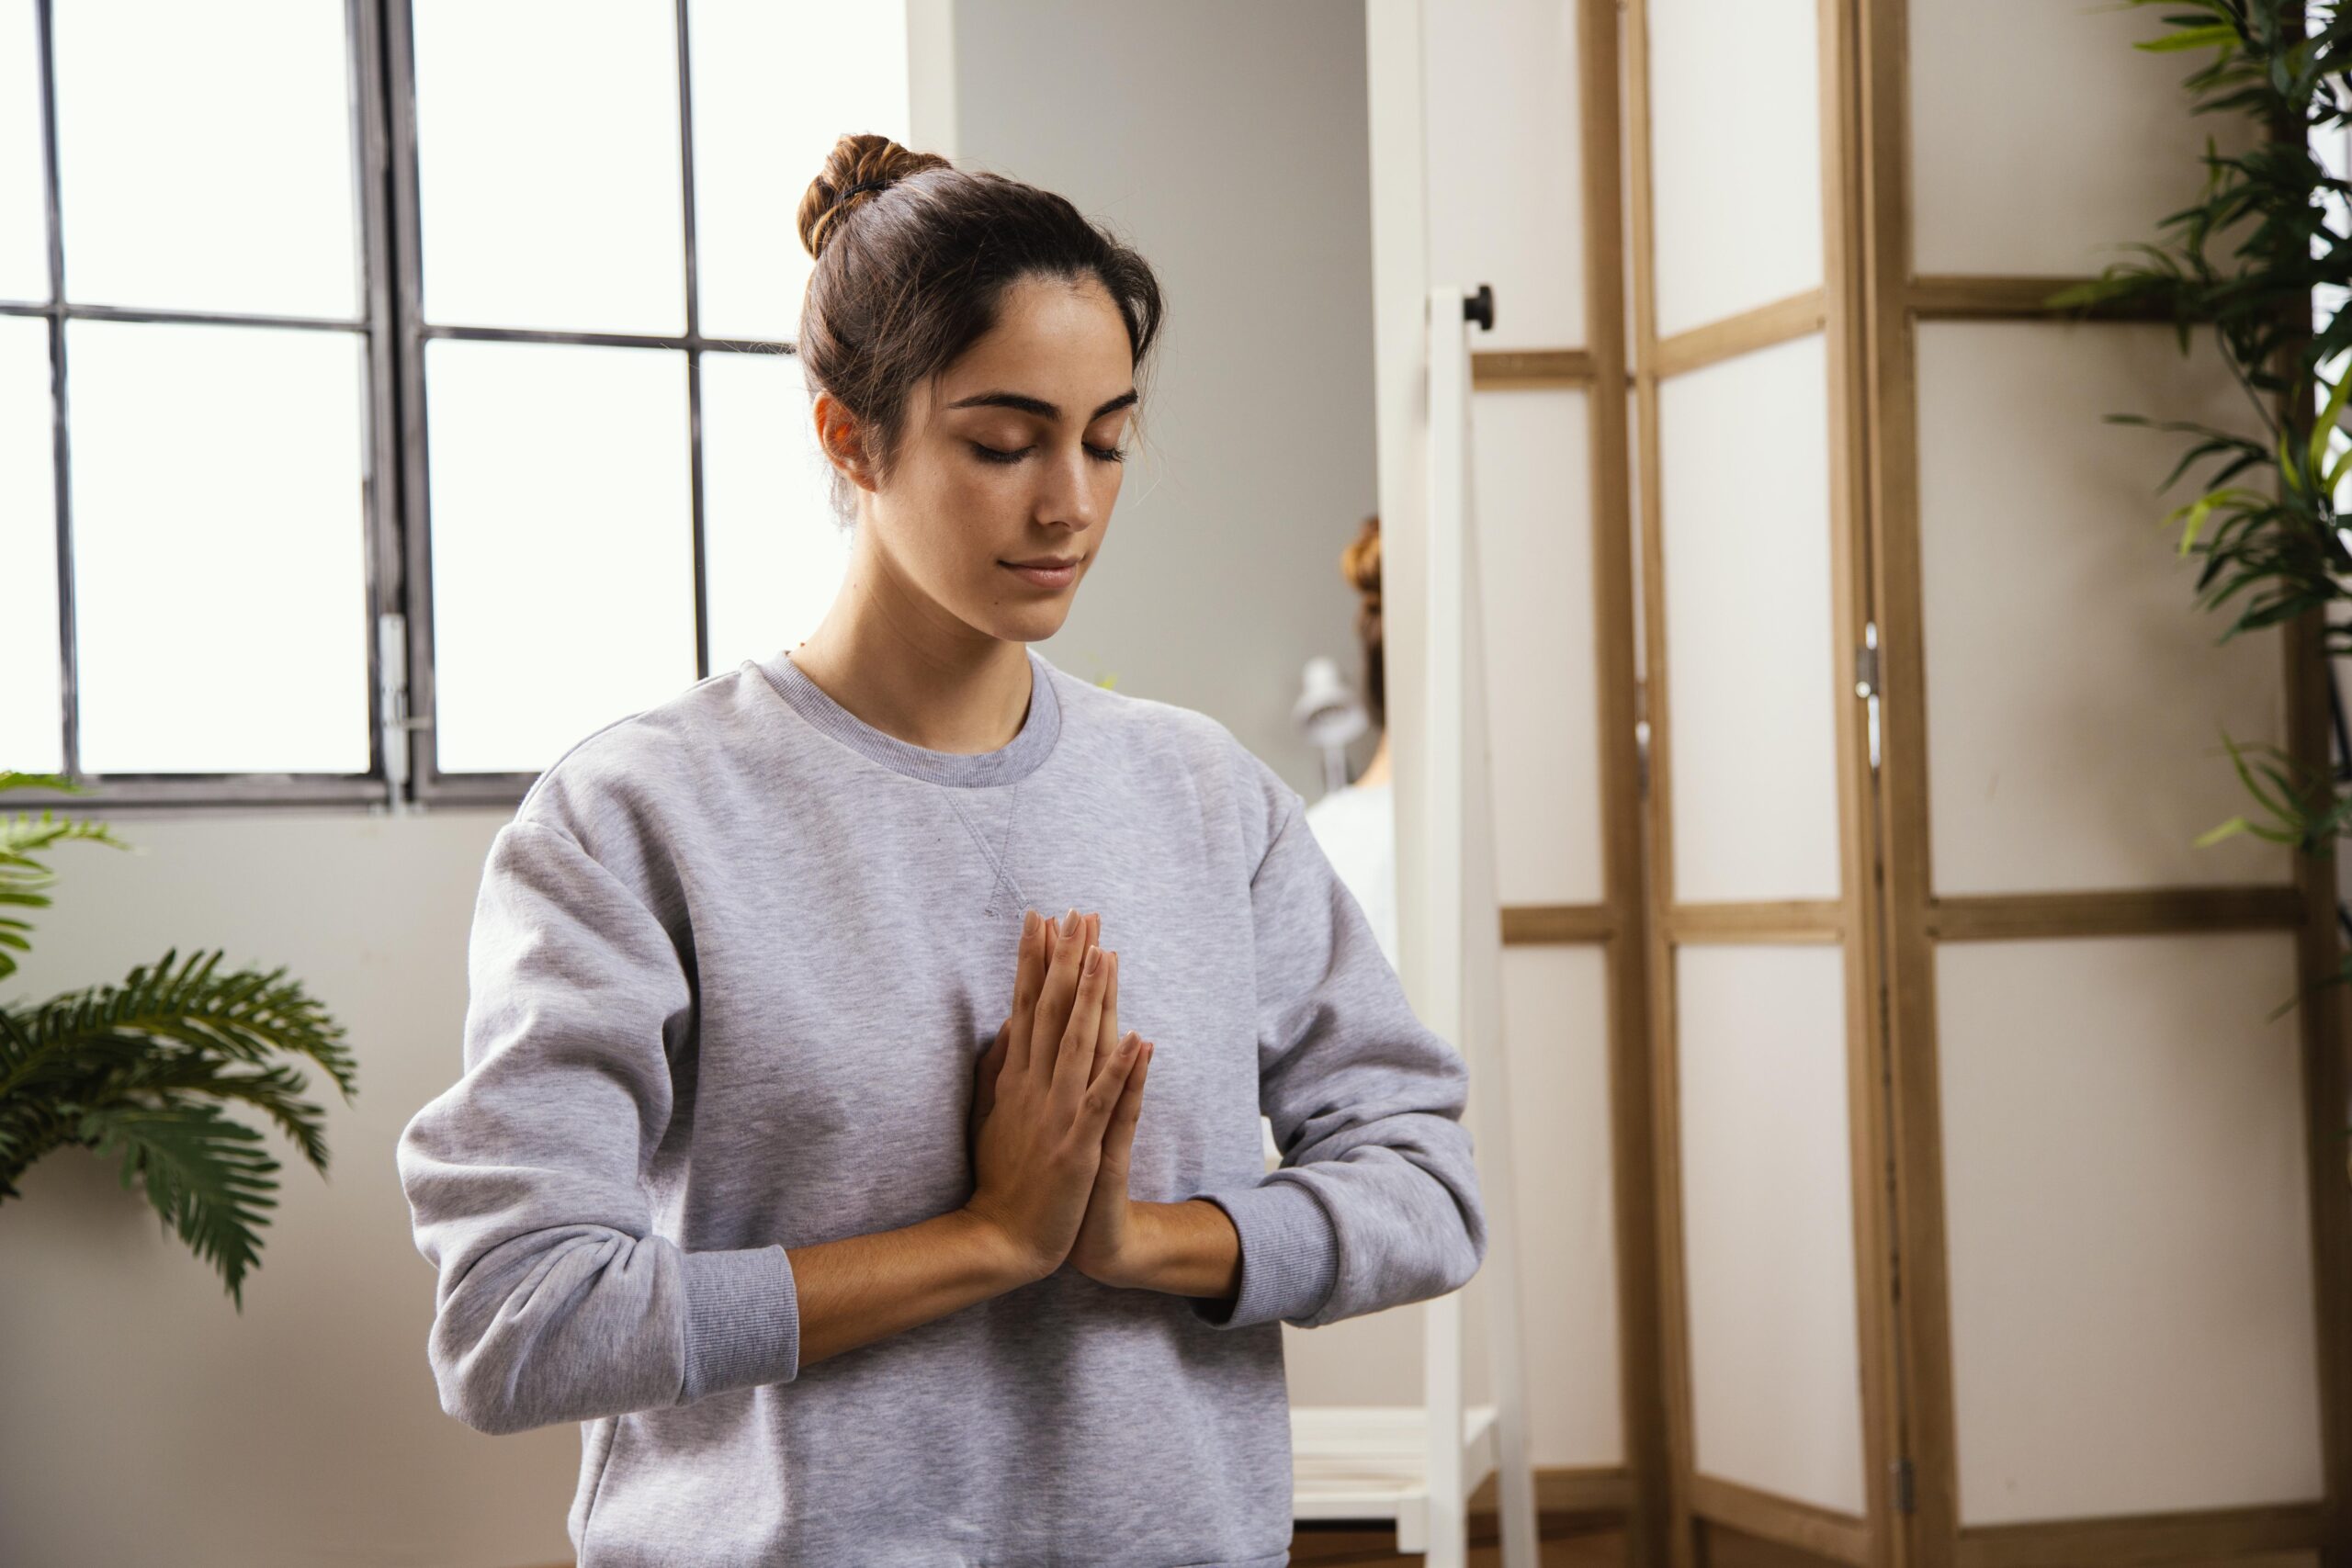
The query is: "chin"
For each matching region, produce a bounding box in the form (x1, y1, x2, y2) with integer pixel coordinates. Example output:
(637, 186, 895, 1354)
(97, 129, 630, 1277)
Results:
(992, 605, 1074, 644)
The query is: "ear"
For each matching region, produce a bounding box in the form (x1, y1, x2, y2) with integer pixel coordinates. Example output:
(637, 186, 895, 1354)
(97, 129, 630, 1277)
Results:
(811, 390, 877, 492)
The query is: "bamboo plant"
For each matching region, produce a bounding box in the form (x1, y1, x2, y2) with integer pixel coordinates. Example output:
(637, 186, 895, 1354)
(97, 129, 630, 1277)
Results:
(0, 770, 356, 1307)
(2046, 0, 2352, 1016)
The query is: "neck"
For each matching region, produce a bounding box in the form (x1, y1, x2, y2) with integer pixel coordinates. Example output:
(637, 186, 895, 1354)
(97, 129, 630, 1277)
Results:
(1356, 728, 1391, 785)
(787, 528, 1035, 755)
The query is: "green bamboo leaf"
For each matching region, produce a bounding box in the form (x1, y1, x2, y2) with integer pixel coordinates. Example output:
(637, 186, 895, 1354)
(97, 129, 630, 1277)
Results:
(2324, 431, 2352, 491)
(2310, 364, 2352, 473)
(2194, 814, 2256, 847)
(2216, 727, 2297, 823)
(2139, 23, 2244, 52)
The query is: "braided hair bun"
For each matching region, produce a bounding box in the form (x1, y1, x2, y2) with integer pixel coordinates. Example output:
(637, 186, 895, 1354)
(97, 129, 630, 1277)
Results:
(797, 132, 952, 262)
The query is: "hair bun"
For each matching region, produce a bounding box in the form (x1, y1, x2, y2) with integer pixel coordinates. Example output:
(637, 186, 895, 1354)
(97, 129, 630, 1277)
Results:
(798, 133, 955, 262)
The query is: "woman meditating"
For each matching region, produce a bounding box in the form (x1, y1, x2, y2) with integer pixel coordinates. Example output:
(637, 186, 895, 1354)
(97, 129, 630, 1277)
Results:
(396, 131, 1487, 1568)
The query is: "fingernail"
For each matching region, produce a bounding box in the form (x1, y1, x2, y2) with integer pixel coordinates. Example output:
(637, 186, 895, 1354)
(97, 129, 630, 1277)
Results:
(1084, 944, 1101, 976)
(1022, 909, 1035, 938)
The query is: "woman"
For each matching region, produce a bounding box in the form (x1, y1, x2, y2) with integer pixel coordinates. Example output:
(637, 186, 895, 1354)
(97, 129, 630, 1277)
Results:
(395, 133, 1487, 1568)
(1303, 514, 1399, 972)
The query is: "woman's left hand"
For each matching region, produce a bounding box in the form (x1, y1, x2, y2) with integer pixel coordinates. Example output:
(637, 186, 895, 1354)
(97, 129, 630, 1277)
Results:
(971, 911, 1154, 1286)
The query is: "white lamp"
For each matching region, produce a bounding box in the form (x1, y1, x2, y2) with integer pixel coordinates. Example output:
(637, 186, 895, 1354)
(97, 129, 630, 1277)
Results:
(1292, 654, 1369, 795)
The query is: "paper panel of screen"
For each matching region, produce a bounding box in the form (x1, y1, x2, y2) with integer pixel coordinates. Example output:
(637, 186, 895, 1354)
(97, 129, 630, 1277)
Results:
(1658, 333, 1843, 906)
(1678, 941, 1867, 1515)
(1938, 931, 2324, 1524)
(1474, 386, 1606, 908)
(1645, 0, 1826, 340)
(1916, 321, 2290, 897)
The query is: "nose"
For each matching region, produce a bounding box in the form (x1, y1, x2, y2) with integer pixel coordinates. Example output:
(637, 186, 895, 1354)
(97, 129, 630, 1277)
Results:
(1033, 444, 1104, 535)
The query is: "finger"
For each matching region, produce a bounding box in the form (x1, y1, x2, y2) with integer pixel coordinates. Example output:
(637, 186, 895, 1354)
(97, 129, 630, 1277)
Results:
(1083, 912, 1105, 1071)
(1025, 907, 1077, 1090)
(1052, 940, 1111, 1111)
(1029, 908, 1082, 1084)
(1091, 948, 1121, 1093)
(976, 1017, 1010, 1120)
(1079, 1028, 1142, 1134)
(1007, 909, 1046, 1080)
(1099, 1032, 1149, 1165)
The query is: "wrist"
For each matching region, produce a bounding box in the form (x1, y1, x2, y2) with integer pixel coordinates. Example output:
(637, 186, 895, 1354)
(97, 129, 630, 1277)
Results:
(1081, 1213, 1157, 1297)
(1148, 1199, 1244, 1308)
(953, 1204, 1057, 1290)
(1092, 1201, 1181, 1292)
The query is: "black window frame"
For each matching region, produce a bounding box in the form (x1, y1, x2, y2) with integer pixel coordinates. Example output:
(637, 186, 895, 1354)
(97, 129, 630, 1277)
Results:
(6, 0, 800, 814)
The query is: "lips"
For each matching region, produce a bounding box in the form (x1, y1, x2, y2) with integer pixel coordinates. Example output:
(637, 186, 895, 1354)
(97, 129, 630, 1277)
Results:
(1001, 556, 1081, 589)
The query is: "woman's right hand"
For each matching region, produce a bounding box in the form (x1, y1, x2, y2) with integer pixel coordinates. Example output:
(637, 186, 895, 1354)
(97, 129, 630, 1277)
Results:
(963, 908, 1138, 1282)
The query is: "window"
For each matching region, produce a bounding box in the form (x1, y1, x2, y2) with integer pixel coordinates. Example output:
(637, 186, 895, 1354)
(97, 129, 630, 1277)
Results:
(2, 0, 907, 809)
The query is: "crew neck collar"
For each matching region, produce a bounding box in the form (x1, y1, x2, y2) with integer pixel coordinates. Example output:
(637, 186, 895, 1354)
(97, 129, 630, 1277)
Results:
(753, 645, 1062, 788)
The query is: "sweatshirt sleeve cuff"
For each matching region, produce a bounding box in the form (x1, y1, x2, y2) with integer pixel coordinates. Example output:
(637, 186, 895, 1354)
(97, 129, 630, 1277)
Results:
(679, 1244, 801, 1401)
(1184, 1177, 1340, 1329)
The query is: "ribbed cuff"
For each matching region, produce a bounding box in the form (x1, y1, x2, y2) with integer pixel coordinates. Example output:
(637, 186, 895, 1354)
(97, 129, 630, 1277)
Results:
(679, 1245, 801, 1401)
(1185, 1177, 1340, 1329)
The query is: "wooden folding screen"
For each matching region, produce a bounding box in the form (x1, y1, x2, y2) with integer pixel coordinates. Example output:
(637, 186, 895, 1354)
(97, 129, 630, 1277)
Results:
(1859, 2, 2347, 1564)
(1605, 0, 2352, 1563)
(1371, 1, 2347, 1562)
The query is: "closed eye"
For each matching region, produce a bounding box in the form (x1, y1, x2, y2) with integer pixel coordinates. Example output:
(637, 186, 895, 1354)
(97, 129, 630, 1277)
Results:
(971, 442, 1126, 466)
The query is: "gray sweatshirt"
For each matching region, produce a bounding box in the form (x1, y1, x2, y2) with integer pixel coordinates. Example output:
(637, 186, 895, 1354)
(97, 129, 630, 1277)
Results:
(394, 644, 1487, 1568)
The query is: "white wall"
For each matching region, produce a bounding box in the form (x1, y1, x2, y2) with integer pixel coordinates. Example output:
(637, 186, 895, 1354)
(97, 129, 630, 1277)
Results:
(0, 4, 1384, 1565)
(966, 0, 1384, 795)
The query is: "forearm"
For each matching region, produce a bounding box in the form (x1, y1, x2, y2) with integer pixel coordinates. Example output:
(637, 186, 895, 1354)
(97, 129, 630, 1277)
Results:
(1108, 1199, 1242, 1308)
(791, 1207, 1044, 1371)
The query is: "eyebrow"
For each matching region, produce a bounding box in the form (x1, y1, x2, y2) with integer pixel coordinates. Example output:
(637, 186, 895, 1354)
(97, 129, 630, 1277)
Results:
(943, 388, 1139, 422)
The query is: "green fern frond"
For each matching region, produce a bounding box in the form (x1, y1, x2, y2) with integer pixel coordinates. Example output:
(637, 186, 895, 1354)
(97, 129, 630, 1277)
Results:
(0, 948, 356, 1303)
(14, 948, 358, 1103)
(76, 1100, 279, 1311)
(109, 1056, 332, 1170)
(0, 771, 136, 984)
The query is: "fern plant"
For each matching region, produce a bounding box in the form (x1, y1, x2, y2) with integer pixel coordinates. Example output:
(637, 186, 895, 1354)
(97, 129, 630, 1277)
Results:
(2044, 0, 2352, 1013)
(0, 770, 357, 1308)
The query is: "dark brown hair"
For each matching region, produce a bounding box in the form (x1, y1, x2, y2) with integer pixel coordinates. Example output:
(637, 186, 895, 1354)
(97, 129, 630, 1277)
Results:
(794, 133, 1167, 526)
(1341, 513, 1383, 731)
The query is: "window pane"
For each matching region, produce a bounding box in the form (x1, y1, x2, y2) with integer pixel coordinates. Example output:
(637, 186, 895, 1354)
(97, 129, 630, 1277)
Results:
(700, 347, 852, 671)
(51, 0, 356, 319)
(689, 0, 909, 342)
(66, 319, 370, 774)
(0, 312, 60, 772)
(412, 2, 684, 335)
(0, 1, 46, 303)
(424, 338, 694, 773)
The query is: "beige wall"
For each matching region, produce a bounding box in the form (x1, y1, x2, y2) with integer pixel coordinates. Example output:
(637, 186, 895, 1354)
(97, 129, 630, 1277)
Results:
(0, 4, 1382, 1565)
